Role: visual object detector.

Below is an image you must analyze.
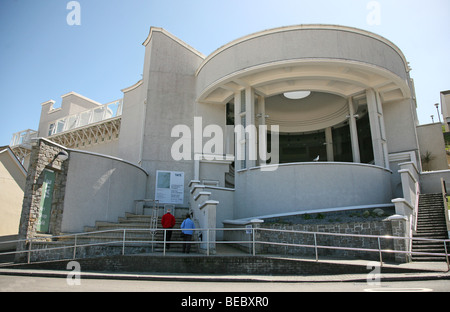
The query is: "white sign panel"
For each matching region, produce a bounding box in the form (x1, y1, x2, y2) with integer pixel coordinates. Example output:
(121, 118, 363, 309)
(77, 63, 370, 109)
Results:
(155, 170, 185, 204)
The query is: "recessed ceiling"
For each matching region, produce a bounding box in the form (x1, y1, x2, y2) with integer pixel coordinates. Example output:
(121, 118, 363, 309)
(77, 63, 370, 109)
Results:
(264, 92, 349, 133)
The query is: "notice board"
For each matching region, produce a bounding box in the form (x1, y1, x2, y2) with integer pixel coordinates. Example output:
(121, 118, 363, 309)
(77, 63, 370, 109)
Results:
(155, 170, 184, 204)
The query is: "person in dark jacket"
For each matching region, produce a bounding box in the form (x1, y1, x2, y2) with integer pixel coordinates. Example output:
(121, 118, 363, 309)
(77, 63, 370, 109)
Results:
(161, 209, 176, 250)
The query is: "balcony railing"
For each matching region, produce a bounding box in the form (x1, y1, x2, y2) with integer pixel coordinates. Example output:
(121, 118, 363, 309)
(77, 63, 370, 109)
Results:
(47, 99, 123, 137)
(10, 129, 38, 148)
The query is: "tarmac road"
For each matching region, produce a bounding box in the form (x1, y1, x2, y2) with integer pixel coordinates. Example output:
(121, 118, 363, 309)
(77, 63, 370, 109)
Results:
(1, 274, 450, 292)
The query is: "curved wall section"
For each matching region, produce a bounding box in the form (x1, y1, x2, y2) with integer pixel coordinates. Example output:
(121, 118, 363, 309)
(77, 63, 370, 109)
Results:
(196, 25, 408, 98)
(234, 162, 392, 219)
(61, 150, 148, 233)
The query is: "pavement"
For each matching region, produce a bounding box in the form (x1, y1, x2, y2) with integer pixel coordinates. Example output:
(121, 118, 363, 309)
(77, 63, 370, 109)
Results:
(0, 268, 450, 284)
(1, 253, 449, 283)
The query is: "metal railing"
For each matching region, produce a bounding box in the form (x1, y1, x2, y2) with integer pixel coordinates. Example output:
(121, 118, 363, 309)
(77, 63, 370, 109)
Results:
(10, 129, 38, 148)
(1, 227, 449, 271)
(47, 99, 123, 137)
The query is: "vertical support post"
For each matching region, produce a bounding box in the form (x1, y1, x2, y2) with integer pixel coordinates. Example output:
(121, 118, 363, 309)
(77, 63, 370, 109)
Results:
(163, 229, 166, 256)
(245, 87, 257, 169)
(257, 95, 266, 167)
(207, 229, 210, 256)
(234, 91, 244, 171)
(314, 233, 318, 261)
(27, 239, 32, 264)
(259, 96, 266, 127)
(378, 237, 383, 267)
(325, 127, 334, 162)
(122, 229, 126, 256)
(366, 89, 389, 169)
(348, 97, 361, 163)
(252, 228, 256, 256)
(444, 240, 449, 271)
(73, 234, 78, 260)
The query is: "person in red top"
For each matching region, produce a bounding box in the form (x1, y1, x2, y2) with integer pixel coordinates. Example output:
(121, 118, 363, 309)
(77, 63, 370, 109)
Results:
(161, 209, 176, 250)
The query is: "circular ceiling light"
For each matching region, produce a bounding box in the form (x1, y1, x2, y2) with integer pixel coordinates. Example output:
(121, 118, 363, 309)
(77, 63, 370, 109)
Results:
(284, 91, 311, 100)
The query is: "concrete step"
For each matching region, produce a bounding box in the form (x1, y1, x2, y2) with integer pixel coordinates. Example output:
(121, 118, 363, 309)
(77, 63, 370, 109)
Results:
(412, 193, 449, 262)
(83, 213, 185, 233)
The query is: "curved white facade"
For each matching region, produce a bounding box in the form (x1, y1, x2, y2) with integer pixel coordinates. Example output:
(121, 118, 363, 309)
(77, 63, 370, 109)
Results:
(196, 25, 411, 105)
(19, 24, 435, 239)
(191, 25, 418, 221)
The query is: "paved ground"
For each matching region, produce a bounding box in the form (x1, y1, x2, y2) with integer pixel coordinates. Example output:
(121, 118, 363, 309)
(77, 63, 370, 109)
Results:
(1, 244, 450, 294)
(1, 274, 450, 292)
(1, 255, 449, 283)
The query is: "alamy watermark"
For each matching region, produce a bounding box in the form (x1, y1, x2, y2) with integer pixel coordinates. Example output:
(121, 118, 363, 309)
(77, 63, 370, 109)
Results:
(171, 117, 279, 171)
(366, 1, 381, 26)
(66, 261, 81, 286)
(366, 261, 381, 286)
(66, 1, 81, 26)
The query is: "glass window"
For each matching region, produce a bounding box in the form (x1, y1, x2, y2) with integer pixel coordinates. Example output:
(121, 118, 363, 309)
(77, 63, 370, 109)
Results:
(92, 107, 104, 123)
(56, 119, 66, 133)
(106, 101, 119, 118)
(66, 115, 78, 130)
(79, 111, 91, 126)
(48, 123, 55, 136)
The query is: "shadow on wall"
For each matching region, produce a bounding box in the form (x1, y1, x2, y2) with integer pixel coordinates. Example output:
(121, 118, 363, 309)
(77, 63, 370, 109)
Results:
(61, 150, 148, 233)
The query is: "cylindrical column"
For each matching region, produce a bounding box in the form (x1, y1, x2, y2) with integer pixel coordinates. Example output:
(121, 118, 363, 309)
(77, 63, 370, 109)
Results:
(366, 89, 389, 168)
(325, 127, 334, 161)
(348, 97, 361, 163)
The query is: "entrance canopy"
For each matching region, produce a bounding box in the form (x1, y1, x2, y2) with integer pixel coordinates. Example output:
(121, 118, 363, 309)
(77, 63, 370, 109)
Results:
(196, 25, 412, 106)
(197, 59, 410, 106)
(196, 25, 414, 170)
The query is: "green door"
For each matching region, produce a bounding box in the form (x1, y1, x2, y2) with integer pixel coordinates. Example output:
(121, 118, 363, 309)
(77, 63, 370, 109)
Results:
(37, 169, 55, 233)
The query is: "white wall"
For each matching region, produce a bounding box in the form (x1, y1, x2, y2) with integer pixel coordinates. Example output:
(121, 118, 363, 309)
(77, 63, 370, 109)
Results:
(205, 186, 235, 229)
(420, 170, 450, 194)
(416, 123, 448, 171)
(234, 162, 393, 219)
(61, 150, 148, 233)
(118, 81, 145, 164)
(140, 29, 204, 205)
(383, 99, 420, 155)
(0, 149, 26, 237)
(197, 26, 408, 98)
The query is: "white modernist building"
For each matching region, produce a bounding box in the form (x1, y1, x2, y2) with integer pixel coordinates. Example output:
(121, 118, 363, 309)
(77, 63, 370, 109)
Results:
(11, 25, 449, 242)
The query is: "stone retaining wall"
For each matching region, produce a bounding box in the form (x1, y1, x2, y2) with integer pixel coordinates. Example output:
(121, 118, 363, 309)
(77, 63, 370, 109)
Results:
(255, 219, 409, 262)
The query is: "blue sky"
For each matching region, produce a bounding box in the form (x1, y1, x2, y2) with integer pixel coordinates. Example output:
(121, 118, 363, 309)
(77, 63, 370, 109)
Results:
(0, 0, 449, 146)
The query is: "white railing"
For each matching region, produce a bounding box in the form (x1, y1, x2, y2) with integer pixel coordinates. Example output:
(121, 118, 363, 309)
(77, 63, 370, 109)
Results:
(47, 99, 123, 137)
(10, 129, 38, 148)
(441, 178, 450, 238)
(1, 227, 449, 271)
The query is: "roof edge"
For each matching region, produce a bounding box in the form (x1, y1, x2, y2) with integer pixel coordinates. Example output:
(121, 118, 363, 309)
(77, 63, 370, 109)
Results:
(196, 24, 410, 76)
(142, 27, 205, 59)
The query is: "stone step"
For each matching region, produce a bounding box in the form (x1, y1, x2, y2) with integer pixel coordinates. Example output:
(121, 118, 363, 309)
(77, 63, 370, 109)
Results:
(412, 193, 449, 263)
(417, 211, 445, 215)
(83, 213, 186, 232)
(417, 220, 446, 224)
(417, 226, 447, 230)
(411, 256, 447, 261)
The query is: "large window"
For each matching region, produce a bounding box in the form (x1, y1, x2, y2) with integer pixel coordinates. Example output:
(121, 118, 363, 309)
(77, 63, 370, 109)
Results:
(269, 131, 327, 164)
(332, 125, 352, 162)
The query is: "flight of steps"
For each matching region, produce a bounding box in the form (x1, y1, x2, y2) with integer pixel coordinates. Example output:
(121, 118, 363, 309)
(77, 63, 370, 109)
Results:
(59, 213, 196, 253)
(411, 193, 449, 261)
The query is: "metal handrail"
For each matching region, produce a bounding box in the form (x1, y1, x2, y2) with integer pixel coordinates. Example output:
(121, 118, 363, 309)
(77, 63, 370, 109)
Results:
(1, 227, 449, 270)
(47, 99, 123, 137)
